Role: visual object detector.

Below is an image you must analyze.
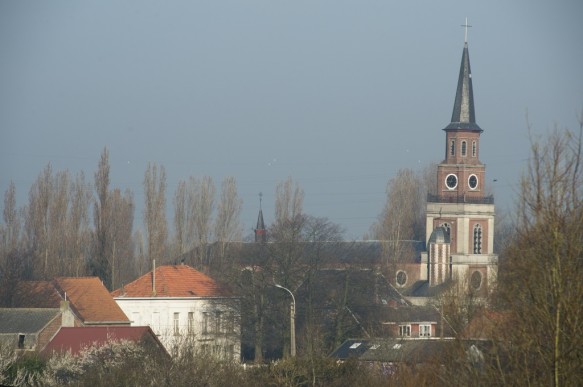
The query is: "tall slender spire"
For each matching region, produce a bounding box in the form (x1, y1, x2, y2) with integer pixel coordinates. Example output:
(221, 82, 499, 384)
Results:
(254, 192, 266, 243)
(444, 19, 482, 132)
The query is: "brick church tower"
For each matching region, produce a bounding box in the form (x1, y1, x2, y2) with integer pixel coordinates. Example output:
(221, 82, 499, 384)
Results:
(421, 31, 498, 296)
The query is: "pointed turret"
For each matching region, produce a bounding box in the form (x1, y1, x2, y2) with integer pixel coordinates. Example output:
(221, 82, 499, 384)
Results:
(254, 193, 267, 243)
(444, 41, 482, 132)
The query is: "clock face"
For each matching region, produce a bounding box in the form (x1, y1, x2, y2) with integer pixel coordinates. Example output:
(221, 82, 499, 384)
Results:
(445, 174, 458, 189)
(468, 175, 478, 190)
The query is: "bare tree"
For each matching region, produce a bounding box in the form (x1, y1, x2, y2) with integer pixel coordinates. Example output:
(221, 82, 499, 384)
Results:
(495, 121, 583, 386)
(93, 148, 111, 284)
(188, 176, 215, 268)
(66, 172, 91, 276)
(0, 182, 24, 306)
(25, 163, 53, 278)
(373, 168, 424, 275)
(143, 163, 168, 263)
(108, 188, 135, 290)
(270, 177, 306, 286)
(173, 180, 188, 258)
(213, 176, 243, 269)
(2, 181, 20, 253)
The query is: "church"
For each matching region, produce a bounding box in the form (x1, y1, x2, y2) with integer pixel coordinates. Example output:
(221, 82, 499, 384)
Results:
(249, 33, 499, 307)
(394, 33, 498, 304)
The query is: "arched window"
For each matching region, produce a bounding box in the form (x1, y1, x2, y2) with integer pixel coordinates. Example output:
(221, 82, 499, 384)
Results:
(461, 141, 467, 156)
(473, 224, 482, 254)
(450, 140, 455, 156)
(472, 141, 477, 157)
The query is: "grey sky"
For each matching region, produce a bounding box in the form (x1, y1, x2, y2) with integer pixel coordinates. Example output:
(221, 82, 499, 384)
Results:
(1, 1, 582, 240)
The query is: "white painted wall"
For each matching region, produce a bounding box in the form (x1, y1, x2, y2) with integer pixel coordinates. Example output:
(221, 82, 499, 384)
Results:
(114, 297, 240, 361)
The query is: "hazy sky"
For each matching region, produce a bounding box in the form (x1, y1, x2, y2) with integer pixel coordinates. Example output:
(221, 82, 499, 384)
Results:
(1, 1, 582, 240)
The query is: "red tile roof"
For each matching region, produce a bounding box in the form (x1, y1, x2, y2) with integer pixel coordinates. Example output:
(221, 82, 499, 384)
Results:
(53, 277, 130, 323)
(14, 278, 129, 324)
(43, 326, 166, 356)
(112, 265, 229, 298)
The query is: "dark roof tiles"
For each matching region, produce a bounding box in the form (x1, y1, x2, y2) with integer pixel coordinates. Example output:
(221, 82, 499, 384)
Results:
(0, 308, 60, 333)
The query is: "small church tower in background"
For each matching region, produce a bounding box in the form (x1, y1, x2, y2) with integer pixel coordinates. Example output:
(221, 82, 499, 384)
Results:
(254, 193, 267, 243)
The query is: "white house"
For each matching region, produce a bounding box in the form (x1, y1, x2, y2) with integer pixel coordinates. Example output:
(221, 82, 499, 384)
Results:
(112, 264, 240, 360)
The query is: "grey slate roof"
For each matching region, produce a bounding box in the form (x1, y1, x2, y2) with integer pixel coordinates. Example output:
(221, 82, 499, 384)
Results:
(0, 308, 60, 334)
(444, 42, 483, 132)
(428, 227, 450, 244)
(331, 337, 490, 364)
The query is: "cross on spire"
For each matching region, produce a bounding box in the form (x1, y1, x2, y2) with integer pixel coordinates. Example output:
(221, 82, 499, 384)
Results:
(461, 17, 472, 43)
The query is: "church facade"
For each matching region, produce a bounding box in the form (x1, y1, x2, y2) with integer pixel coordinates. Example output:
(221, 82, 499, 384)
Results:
(395, 37, 498, 303)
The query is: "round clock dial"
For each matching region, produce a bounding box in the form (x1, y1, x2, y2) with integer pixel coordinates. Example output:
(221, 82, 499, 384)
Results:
(445, 174, 458, 189)
(468, 175, 478, 190)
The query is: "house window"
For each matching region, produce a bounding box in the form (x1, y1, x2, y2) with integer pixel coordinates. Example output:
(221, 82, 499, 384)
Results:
(472, 141, 477, 157)
(188, 312, 194, 334)
(226, 312, 235, 333)
(202, 312, 209, 334)
(399, 325, 411, 337)
(18, 334, 25, 349)
(473, 224, 483, 254)
(461, 141, 467, 156)
(131, 312, 140, 325)
(420, 325, 431, 337)
(450, 140, 455, 156)
(214, 311, 222, 333)
(225, 344, 235, 360)
(152, 312, 160, 332)
(173, 312, 180, 335)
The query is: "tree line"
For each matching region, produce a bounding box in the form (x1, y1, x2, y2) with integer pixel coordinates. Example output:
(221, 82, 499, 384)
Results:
(2, 118, 582, 385)
(0, 147, 245, 296)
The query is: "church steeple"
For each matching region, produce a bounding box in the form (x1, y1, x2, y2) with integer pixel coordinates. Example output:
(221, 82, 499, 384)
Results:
(254, 193, 267, 243)
(444, 22, 482, 133)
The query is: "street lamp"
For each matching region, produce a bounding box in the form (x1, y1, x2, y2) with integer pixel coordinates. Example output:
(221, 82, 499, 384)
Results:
(275, 284, 296, 357)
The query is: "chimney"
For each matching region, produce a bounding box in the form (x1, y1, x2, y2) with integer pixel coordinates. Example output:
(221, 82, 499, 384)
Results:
(60, 300, 74, 327)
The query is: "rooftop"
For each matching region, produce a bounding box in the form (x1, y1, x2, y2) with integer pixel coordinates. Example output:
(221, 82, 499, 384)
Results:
(43, 326, 165, 356)
(14, 277, 130, 324)
(112, 264, 230, 298)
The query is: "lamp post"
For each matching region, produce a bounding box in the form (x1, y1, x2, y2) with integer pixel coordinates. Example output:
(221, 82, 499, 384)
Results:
(275, 284, 296, 357)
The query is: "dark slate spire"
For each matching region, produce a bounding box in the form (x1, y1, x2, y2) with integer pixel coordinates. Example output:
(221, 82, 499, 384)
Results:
(254, 193, 266, 243)
(444, 41, 483, 132)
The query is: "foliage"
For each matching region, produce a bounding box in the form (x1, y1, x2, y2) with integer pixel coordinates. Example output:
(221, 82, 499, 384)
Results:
(493, 121, 583, 386)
